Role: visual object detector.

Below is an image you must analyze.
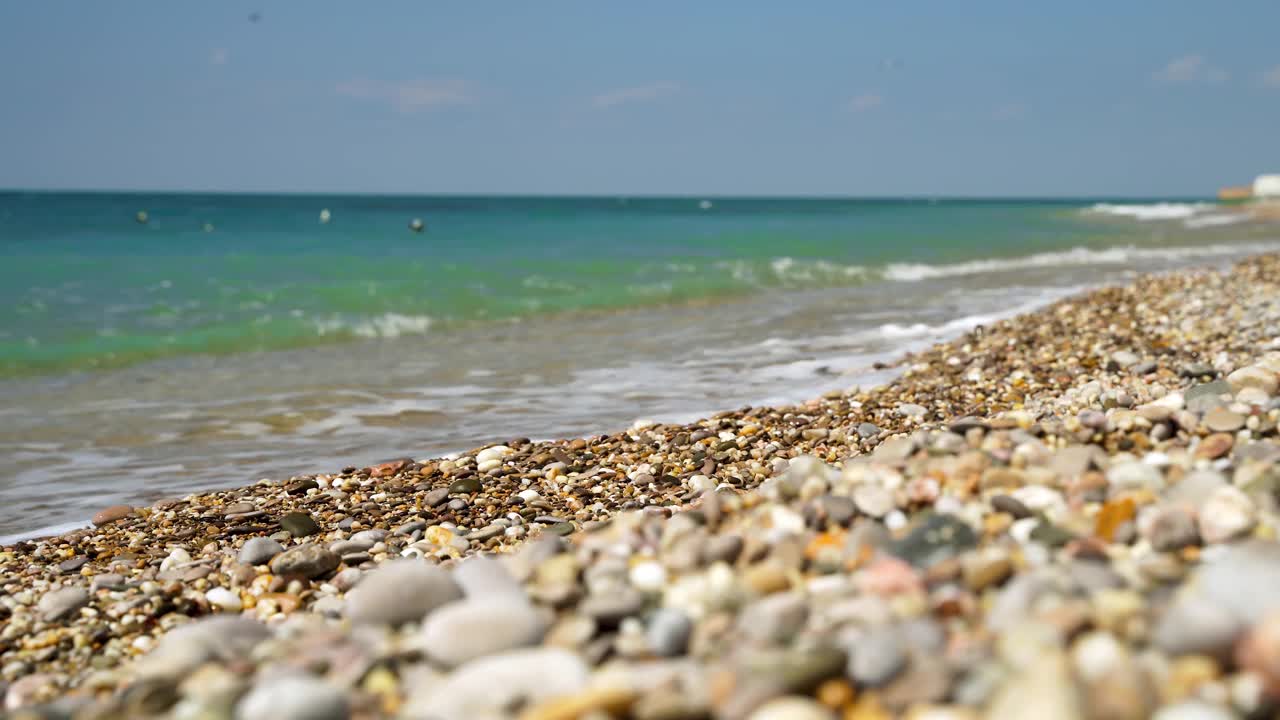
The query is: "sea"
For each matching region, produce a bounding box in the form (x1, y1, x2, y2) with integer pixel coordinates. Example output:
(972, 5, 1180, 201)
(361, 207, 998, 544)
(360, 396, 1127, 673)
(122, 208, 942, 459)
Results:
(1, 192, 1276, 539)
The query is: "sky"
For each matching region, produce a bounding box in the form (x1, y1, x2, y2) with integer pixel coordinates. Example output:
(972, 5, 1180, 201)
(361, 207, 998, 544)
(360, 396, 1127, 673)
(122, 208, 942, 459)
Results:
(1, 2, 1279, 197)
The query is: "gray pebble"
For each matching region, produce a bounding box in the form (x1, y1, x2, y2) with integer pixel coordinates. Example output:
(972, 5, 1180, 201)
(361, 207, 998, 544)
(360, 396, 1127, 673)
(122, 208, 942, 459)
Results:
(647, 608, 693, 656)
(739, 592, 809, 646)
(346, 560, 462, 626)
(239, 537, 285, 566)
(269, 544, 339, 579)
(38, 586, 89, 622)
(236, 674, 350, 720)
(134, 616, 271, 679)
(580, 587, 646, 627)
(451, 554, 525, 600)
(407, 648, 587, 719)
(421, 599, 549, 667)
(846, 625, 907, 687)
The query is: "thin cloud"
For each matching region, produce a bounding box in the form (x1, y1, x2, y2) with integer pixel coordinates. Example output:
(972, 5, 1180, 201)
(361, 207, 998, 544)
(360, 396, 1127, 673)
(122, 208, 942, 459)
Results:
(1263, 65, 1280, 88)
(846, 93, 883, 113)
(211, 48, 229, 66)
(335, 78, 470, 112)
(1154, 54, 1228, 84)
(592, 82, 680, 109)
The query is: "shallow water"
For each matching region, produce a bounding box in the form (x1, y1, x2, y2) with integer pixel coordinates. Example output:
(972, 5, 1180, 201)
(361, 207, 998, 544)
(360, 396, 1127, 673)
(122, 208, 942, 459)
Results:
(1, 193, 1275, 537)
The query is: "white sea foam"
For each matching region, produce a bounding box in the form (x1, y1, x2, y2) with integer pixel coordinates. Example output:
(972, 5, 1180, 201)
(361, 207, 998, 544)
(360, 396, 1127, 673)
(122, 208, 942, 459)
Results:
(1183, 213, 1248, 229)
(313, 313, 433, 339)
(882, 242, 1278, 282)
(1085, 202, 1214, 221)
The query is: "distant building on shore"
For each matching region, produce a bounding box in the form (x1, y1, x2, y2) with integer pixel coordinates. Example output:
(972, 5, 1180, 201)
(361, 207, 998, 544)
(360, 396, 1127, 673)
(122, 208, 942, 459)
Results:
(1255, 174, 1280, 199)
(1217, 174, 1280, 202)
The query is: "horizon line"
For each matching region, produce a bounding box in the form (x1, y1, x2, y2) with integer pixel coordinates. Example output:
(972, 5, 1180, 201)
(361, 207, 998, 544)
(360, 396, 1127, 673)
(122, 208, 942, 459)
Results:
(0, 187, 1214, 202)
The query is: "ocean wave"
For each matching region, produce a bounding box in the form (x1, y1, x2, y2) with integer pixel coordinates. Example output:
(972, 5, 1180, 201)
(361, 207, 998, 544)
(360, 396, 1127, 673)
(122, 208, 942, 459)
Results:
(1183, 213, 1248, 229)
(714, 257, 870, 287)
(1084, 202, 1214, 221)
(313, 313, 433, 339)
(882, 242, 1277, 282)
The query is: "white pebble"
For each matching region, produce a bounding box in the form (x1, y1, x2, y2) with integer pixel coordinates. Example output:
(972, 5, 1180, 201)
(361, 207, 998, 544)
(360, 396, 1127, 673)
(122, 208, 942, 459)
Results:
(205, 587, 243, 613)
(629, 561, 667, 593)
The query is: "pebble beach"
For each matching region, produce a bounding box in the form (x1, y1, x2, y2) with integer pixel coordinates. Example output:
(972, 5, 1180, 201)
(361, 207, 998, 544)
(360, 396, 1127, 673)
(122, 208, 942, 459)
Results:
(4, 251, 1280, 719)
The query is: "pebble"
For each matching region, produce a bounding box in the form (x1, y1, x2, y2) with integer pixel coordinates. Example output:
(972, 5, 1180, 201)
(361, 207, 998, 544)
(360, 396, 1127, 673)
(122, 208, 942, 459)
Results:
(748, 696, 837, 720)
(1203, 406, 1245, 433)
(91, 504, 133, 526)
(647, 608, 693, 656)
(887, 513, 977, 568)
(420, 599, 549, 667)
(37, 586, 89, 622)
(852, 484, 894, 518)
(279, 512, 320, 537)
(846, 625, 907, 687)
(1197, 486, 1257, 544)
(239, 537, 285, 565)
(1106, 461, 1165, 493)
(205, 587, 243, 612)
(1151, 701, 1236, 720)
(580, 587, 646, 627)
(452, 554, 525, 600)
(739, 592, 809, 645)
(345, 560, 462, 625)
(269, 544, 340, 579)
(236, 674, 351, 720)
(133, 616, 272, 679)
(1147, 506, 1201, 551)
(411, 648, 588, 718)
(1227, 366, 1279, 395)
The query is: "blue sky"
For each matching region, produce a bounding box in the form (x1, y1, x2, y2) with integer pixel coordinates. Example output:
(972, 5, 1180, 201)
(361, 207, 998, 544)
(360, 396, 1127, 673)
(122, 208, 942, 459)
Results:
(2, 2, 1278, 196)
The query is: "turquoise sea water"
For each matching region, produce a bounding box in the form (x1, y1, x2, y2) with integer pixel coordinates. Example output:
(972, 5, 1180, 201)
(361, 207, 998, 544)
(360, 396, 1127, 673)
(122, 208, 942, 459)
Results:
(1, 192, 1276, 537)
(1, 193, 1263, 377)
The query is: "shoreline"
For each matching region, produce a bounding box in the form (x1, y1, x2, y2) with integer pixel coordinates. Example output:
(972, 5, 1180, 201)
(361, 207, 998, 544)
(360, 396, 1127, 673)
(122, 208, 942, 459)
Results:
(3, 252, 1280, 717)
(0, 281, 1102, 546)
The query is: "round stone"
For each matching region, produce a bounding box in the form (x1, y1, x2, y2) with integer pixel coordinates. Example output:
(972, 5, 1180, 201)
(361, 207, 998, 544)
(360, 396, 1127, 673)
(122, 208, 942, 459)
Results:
(449, 477, 482, 494)
(1106, 462, 1164, 493)
(346, 560, 462, 626)
(1197, 486, 1257, 544)
(239, 537, 285, 566)
(846, 625, 907, 687)
(421, 600, 549, 667)
(1203, 406, 1245, 433)
(205, 587, 242, 613)
(647, 608, 693, 656)
(451, 555, 525, 600)
(852, 484, 894, 518)
(269, 544, 339, 579)
(407, 648, 587, 719)
(134, 616, 272, 679)
(1227, 366, 1279, 396)
(747, 696, 836, 720)
(91, 504, 133, 526)
(236, 674, 350, 720)
(580, 588, 645, 627)
(279, 512, 320, 537)
(1146, 507, 1200, 552)
(738, 592, 809, 646)
(38, 586, 89, 622)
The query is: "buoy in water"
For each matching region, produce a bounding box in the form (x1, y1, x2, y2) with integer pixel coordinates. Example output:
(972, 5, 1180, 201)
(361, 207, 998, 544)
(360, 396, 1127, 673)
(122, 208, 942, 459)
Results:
(409, 218, 425, 233)
(135, 210, 149, 224)
(699, 200, 713, 210)
(319, 208, 331, 224)
(202, 222, 215, 233)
